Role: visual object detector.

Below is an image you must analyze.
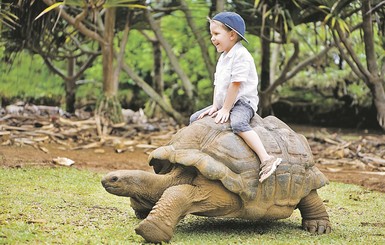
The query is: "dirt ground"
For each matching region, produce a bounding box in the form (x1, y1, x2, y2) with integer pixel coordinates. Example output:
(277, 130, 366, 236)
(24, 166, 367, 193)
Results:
(1, 132, 384, 193)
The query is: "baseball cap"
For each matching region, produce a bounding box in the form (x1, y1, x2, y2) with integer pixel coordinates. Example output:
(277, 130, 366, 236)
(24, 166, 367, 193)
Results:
(212, 12, 249, 43)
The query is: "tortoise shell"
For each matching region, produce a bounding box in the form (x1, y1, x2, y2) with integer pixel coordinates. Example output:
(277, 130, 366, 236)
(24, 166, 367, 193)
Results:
(149, 115, 328, 204)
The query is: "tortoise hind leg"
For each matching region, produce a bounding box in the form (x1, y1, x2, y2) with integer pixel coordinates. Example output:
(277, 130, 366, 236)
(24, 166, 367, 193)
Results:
(297, 190, 332, 234)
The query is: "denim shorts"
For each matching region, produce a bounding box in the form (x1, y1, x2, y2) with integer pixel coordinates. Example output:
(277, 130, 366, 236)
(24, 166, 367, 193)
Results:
(189, 100, 255, 134)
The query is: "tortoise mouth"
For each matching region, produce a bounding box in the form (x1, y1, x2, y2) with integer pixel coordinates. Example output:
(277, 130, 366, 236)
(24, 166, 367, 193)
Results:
(101, 182, 117, 191)
(104, 185, 117, 190)
(104, 186, 121, 194)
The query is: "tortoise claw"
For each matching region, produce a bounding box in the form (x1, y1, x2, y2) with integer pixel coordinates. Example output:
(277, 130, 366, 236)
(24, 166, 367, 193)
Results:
(302, 219, 332, 234)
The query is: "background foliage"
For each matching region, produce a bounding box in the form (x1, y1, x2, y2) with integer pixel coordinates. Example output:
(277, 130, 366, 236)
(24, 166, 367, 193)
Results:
(0, 0, 383, 128)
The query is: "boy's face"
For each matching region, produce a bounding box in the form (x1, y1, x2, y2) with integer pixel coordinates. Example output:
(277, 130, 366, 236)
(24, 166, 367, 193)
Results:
(210, 21, 237, 53)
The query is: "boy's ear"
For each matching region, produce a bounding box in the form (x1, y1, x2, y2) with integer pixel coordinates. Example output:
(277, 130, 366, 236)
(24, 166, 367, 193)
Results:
(230, 30, 237, 40)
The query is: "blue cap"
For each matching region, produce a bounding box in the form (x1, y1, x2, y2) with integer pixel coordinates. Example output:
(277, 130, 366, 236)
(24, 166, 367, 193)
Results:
(213, 12, 248, 43)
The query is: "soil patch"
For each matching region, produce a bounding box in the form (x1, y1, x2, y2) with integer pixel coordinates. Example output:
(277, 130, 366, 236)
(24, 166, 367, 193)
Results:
(1, 131, 384, 193)
(1, 112, 384, 193)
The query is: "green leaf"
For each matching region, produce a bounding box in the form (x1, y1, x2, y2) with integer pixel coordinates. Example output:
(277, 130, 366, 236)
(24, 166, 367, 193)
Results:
(323, 13, 332, 26)
(254, 0, 261, 8)
(338, 19, 350, 34)
(1, 12, 19, 25)
(34, 2, 64, 21)
(263, 9, 272, 19)
(104, 4, 147, 9)
(104, 0, 146, 8)
(331, 17, 336, 28)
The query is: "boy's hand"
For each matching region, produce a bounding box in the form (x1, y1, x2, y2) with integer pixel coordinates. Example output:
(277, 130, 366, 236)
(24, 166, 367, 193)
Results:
(213, 108, 230, 124)
(197, 106, 218, 120)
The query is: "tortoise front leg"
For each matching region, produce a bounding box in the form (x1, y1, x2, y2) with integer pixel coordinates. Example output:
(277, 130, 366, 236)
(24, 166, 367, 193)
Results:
(297, 190, 332, 234)
(135, 184, 198, 243)
(135, 178, 242, 243)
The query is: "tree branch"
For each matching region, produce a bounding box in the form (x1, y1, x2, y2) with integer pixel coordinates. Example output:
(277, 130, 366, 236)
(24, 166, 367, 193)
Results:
(144, 9, 194, 99)
(73, 53, 99, 81)
(332, 30, 365, 80)
(43, 57, 66, 79)
(262, 39, 299, 94)
(285, 45, 333, 83)
(264, 42, 334, 95)
(336, 26, 372, 79)
(180, 0, 214, 78)
(361, 0, 379, 76)
(121, 62, 185, 124)
(42, 0, 104, 44)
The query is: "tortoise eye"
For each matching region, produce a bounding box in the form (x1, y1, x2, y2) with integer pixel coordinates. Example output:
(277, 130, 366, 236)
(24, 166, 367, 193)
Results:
(111, 176, 118, 182)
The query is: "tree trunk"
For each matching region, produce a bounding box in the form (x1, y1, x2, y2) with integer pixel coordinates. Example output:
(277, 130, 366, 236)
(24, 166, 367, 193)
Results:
(259, 27, 271, 117)
(44, 53, 98, 114)
(102, 8, 116, 96)
(209, 0, 224, 16)
(153, 40, 164, 96)
(65, 57, 76, 113)
(42, 1, 124, 125)
(334, 0, 385, 130)
(97, 7, 124, 125)
(361, 0, 385, 129)
(149, 40, 167, 119)
(216, 0, 225, 12)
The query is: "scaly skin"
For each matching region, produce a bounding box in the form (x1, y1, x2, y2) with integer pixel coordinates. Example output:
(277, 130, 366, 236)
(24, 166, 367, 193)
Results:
(135, 184, 197, 243)
(101, 167, 196, 217)
(135, 175, 242, 243)
(297, 190, 332, 234)
(102, 169, 331, 243)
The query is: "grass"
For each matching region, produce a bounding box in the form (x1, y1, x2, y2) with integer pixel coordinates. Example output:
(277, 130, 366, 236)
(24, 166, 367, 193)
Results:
(1, 166, 384, 244)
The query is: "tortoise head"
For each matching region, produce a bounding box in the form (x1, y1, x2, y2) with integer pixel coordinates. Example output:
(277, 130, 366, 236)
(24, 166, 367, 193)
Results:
(101, 170, 148, 197)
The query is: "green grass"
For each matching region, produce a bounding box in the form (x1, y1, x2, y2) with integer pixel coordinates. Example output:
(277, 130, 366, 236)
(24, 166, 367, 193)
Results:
(1, 166, 384, 244)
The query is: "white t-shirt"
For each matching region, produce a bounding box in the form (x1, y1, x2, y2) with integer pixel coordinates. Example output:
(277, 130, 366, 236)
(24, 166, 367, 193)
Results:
(214, 42, 259, 112)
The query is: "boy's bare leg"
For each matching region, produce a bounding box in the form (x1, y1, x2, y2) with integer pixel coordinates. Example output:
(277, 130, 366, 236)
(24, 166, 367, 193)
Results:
(238, 130, 282, 182)
(237, 130, 271, 162)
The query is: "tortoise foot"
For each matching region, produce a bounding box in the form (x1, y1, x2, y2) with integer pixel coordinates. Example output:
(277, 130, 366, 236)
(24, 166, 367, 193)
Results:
(135, 217, 173, 243)
(302, 219, 332, 234)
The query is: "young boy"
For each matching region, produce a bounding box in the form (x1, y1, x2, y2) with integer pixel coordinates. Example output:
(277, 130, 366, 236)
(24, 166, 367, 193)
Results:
(189, 12, 282, 183)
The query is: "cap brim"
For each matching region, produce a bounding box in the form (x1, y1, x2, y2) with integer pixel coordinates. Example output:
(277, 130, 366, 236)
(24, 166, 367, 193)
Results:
(224, 23, 249, 43)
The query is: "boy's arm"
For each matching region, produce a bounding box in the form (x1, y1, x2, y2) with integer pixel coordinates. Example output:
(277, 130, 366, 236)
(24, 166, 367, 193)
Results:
(213, 82, 240, 123)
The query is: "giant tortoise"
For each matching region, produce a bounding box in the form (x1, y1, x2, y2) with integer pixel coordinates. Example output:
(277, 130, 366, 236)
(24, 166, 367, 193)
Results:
(102, 115, 331, 243)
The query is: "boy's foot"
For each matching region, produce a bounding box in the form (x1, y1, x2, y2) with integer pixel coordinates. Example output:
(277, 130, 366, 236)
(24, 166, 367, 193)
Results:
(259, 156, 282, 183)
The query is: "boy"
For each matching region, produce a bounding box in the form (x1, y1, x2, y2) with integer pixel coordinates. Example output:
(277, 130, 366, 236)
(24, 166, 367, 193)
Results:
(190, 12, 282, 183)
